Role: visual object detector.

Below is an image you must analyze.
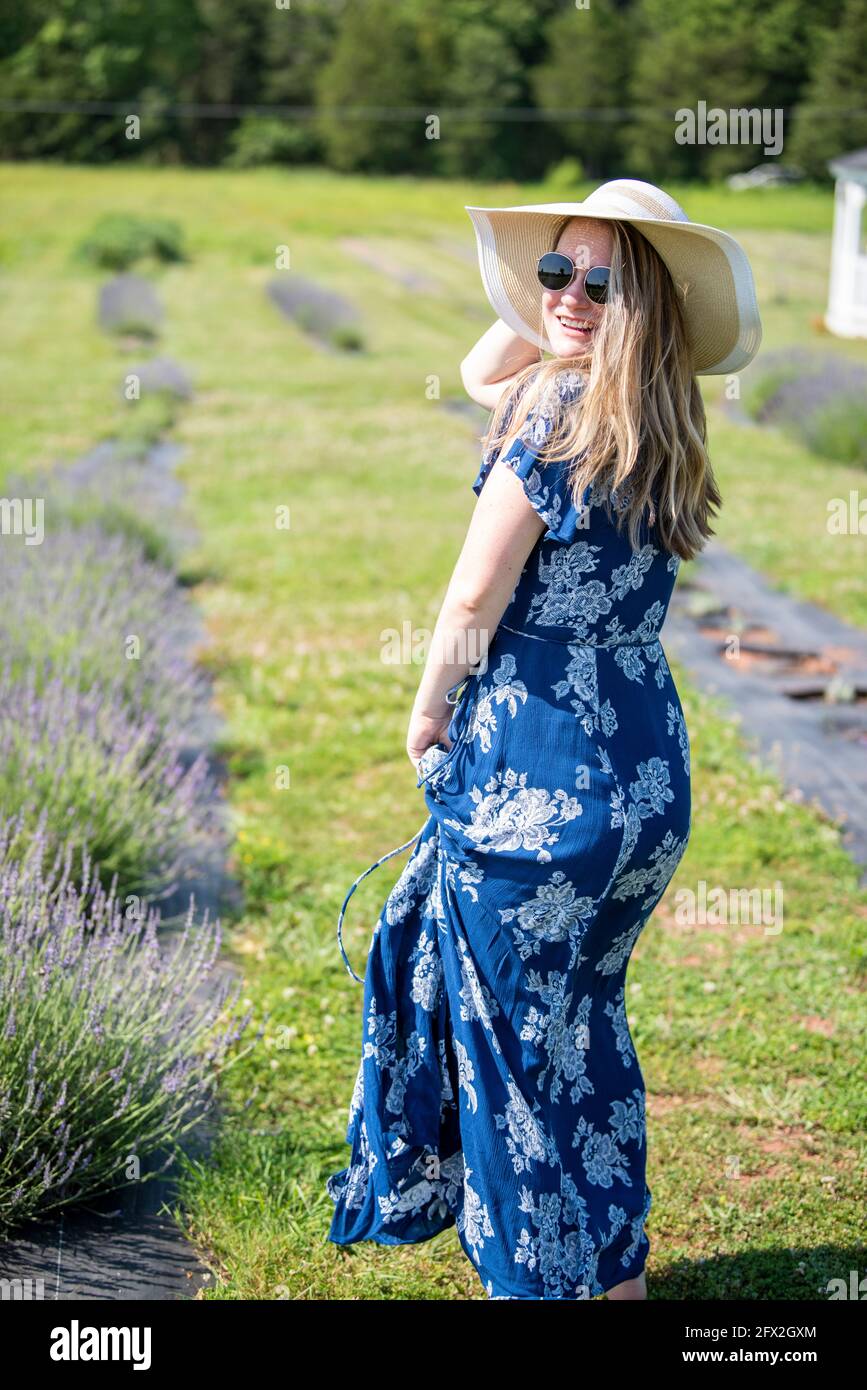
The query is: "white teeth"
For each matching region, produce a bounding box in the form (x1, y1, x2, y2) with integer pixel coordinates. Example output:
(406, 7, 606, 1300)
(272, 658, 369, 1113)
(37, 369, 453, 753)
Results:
(558, 316, 593, 331)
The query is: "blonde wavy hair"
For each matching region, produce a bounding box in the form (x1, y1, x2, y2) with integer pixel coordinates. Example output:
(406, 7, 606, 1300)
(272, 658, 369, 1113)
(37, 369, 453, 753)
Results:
(481, 219, 721, 562)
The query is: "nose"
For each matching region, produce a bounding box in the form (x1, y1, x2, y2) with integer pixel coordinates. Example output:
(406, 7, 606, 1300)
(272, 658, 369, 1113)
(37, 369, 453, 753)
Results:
(559, 278, 592, 311)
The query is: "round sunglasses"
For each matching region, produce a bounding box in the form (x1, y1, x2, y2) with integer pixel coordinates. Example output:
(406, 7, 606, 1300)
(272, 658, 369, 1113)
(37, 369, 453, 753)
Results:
(537, 252, 611, 304)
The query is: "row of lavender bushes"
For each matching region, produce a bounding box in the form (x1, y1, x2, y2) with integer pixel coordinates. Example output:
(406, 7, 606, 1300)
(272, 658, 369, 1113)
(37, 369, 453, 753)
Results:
(0, 417, 251, 1231)
(744, 348, 867, 468)
(0, 518, 216, 899)
(0, 815, 247, 1230)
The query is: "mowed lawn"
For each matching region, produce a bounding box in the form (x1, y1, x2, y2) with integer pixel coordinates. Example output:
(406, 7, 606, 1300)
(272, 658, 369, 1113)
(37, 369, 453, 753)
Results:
(0, 164, 864, 1300)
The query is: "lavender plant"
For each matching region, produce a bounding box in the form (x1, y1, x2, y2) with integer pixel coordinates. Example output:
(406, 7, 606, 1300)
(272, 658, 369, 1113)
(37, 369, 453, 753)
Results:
(0, 662, 225, 904)
(266, 274, 365, 350)
(0, 813, 253, 1233)
(745, 348, 867, 467)
(0, 519, 210, 736)
(17, 444, 196, 570)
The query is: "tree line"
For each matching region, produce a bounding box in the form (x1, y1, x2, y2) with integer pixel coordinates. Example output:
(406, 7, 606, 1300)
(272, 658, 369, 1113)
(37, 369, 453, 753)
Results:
(1, 0, 865, 180)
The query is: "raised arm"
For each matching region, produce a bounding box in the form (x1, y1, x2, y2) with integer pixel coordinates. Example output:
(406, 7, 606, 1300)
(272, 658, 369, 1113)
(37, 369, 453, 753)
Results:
(460, 318, 542, 409)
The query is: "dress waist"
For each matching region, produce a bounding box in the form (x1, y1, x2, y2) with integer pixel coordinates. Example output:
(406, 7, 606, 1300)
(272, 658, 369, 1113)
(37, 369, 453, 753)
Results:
(497, 621, 662, 649)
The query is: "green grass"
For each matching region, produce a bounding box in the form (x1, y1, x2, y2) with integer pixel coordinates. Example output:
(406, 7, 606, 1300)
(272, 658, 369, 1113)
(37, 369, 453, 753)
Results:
(0, 164, 865, 1300)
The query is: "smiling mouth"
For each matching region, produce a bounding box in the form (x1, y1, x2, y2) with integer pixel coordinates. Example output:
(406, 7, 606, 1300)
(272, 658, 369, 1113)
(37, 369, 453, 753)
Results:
(555, 314, 596, 335)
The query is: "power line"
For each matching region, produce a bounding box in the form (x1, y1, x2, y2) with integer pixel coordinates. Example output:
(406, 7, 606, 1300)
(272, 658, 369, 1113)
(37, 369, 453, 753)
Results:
(0, 99, 864, 122)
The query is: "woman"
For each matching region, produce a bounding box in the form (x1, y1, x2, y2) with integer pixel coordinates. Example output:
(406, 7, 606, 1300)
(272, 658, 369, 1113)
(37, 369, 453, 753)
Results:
(327, 179, 761, 1300)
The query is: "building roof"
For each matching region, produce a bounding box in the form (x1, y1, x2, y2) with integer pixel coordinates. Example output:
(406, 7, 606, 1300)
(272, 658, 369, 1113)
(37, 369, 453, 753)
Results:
(829, 148, 867, 184)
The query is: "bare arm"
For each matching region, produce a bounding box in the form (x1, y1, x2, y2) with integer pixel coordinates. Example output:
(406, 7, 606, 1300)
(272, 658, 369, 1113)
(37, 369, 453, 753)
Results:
(406, 454, 545, 766)
(460, 318, 542, 409)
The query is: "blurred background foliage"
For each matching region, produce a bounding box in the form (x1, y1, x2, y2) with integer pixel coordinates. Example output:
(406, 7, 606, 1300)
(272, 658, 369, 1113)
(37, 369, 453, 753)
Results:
(1, 0, 866, 180)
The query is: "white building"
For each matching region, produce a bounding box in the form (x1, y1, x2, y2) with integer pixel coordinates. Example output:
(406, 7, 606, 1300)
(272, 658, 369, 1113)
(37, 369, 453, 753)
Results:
(826, 148, 867, 339)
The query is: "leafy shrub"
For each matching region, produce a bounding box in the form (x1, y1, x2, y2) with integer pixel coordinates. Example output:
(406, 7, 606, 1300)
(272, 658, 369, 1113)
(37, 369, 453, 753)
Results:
(225, 116, 319, 168)
(544, 156, 585, 191)
(77, 213, 186, 271)
(143, 216, 186, 264)
(0, 813, 252, 1233)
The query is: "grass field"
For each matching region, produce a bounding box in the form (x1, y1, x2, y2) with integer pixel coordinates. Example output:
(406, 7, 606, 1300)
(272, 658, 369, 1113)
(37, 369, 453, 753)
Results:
(1, 164, 865, 1299)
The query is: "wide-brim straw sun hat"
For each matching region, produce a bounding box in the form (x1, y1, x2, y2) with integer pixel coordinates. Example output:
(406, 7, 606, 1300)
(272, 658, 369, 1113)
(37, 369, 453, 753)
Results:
(465, 178, 762, 375)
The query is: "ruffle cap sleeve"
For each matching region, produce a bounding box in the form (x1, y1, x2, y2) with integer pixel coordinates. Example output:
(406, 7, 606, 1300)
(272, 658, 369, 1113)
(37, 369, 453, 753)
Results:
(471, 369, 591, 543)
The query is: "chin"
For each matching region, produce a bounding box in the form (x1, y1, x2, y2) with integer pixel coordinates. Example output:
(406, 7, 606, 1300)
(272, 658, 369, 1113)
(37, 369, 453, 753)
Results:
(544, 323, 594, 360)
(551, 338, 594, 361)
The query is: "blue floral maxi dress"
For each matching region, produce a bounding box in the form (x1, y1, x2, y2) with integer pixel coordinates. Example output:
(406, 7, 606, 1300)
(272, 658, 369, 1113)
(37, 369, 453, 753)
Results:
(326, 372, 692, 1299)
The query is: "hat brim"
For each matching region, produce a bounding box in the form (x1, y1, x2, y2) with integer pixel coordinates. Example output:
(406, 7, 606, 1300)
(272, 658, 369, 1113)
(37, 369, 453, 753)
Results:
(465, 203, 762, 375)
